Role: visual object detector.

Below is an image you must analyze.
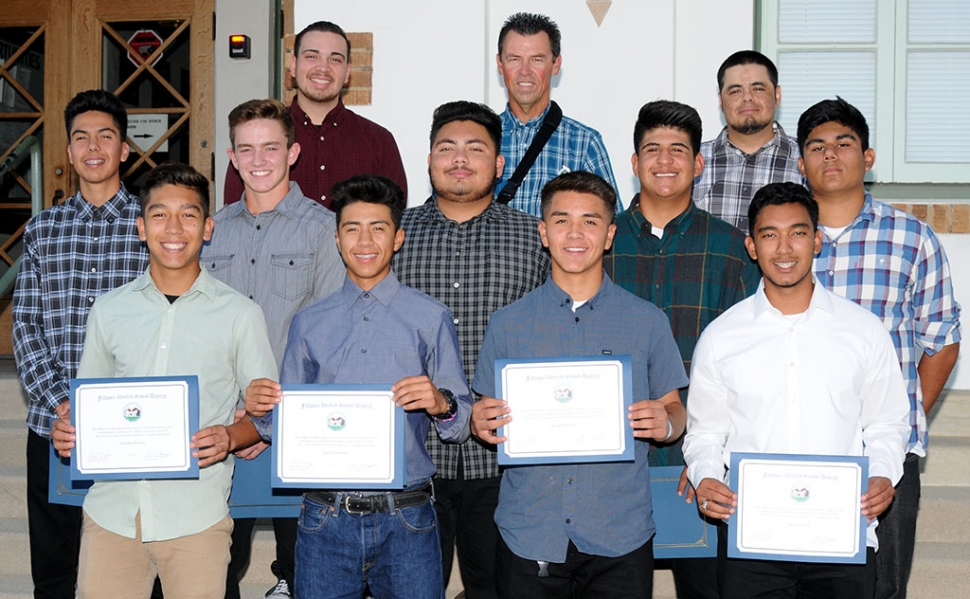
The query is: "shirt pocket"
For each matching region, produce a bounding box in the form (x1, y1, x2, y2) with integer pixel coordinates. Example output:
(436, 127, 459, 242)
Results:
(272, 252, 313, 301)
(203, 254, 233, 275)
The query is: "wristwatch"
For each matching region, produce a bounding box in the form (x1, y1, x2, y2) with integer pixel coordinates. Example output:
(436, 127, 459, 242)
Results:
(432, 388, 458, 423)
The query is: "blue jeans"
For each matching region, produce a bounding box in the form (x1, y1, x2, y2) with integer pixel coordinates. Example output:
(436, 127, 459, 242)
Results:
(295, 493, 444, 599)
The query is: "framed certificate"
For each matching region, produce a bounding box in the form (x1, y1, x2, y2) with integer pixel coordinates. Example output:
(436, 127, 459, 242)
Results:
(70, 376, 200, 481)
(494, 355, 634, 466)
(728, 453, 869, 564)
(272, 384, 405, 489)
(651, 466, 719, 559)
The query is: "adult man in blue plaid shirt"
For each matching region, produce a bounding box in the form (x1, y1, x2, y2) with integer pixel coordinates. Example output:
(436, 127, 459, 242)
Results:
(13, 90, 148, 599)
(799, 97, 961, 599)
(494, 13, 618, 217)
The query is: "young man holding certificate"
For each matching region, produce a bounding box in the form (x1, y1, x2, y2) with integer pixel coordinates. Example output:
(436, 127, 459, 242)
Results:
(470, 171, 688, 598)
(51, 162, 276, 599)
(682, 182, 911, 597)
(245, 174, 472, 599)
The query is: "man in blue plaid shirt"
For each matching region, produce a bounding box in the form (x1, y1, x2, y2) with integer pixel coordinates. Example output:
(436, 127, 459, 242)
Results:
(799, 97, 961, 599)
(13, 90, 148, 599)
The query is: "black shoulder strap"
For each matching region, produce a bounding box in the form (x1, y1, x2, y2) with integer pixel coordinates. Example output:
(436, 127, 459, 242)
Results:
(496, 101, 563, 205)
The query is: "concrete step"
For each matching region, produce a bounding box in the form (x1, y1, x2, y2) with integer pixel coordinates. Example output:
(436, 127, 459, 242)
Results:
(0, 518, 30, 577)
(928, 389, 970, 438)
(914, 485, 970, 544)
(922, 436, 970, 487)
(0, 421, 26, 470)
(0, 361, 28, 423)
(0, 574, 33, 599)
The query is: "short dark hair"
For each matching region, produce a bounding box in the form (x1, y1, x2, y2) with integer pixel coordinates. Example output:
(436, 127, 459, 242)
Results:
(140, 162, 211, 219)
(294, 20, 350, 59)
(429, 101, 502, 150)
(797, 96, 870, 152)
(498, 12, 561, 59)
(716, 50, 779, 92)
(540, 171, 616, 223)
(64, 89, 128, 141)
(747, 182, 818, 236)
(633, 100, 703, 155)
(228, 99, 296, 148)
(331, 175, 404, 229)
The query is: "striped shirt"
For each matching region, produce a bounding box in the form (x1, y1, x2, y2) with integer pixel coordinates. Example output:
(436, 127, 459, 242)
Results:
(813, 194, 962, 454)
(393, 199, 550, 479)
(497, 103, 619, 217)
(693, 123, 803, 233)
(13, 187, 148, 436)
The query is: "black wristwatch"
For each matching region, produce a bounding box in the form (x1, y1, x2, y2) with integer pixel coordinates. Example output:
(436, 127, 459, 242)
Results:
(432, 388, 458, 423)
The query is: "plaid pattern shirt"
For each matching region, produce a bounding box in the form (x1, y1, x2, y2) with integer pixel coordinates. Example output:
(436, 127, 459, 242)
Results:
(13, 187, 148, 436)
(814, 194, 962, 454)
(497, 103, 619, 217)
(693, 123, 803, 233)
(393, 199, 550, 479)
(604, 198, 761, 466)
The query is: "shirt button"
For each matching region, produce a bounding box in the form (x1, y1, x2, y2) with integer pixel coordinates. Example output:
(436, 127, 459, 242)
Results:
(364, 293, 371, 299)
(575, 316, 580, 323)
(321, 195, 326, 202)
(256, 225, 261, 231)
(160, 343, 167, 349)
(360, 348, 367, 354)
(453, 282, 460, 288)
(319, 165, 326, 171)
(566, 477, 573, 484)
(364, 316, 370, 322)
(90, 267, 96, 273)
(88, 297, 94, 303)
(829, 270, 834, 276)
(453, 318, 459, 325)
(320, 136, 325, 141)
(93, 237, 99, 241)
(454, 251, 460, 257)
(565, 518, 571, 524)
(251, 258, 256, 265)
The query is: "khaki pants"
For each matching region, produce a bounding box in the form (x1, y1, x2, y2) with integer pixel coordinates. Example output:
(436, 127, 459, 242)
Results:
(77, 511, 232, 599)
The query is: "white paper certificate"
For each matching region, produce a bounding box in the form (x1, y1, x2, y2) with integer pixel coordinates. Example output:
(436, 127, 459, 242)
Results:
(274, 387, 403, 488)
(732, 454, 867, 562)
(73, 378, 195, 478)
(498, 357, 633, 464)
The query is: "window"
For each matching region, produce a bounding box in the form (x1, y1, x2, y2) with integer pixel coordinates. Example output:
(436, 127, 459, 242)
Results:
(760, 0, 970, 183)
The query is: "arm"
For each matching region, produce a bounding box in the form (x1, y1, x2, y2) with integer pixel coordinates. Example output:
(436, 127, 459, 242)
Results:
(919, 342, 959, 414)
(470, 396, 511, 444)
(191, 415, 262, 467)
(421, 313, 471, 444)
(682, 331, 732, 490)
(233, 304, 279, 439)
(628, 388, 685, 442)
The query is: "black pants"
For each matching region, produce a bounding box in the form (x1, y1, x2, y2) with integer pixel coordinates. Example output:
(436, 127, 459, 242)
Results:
(224, 516, 297, 599)
(433, 465, 501, 599)
(874, 453, 920, 599)
(27, 429, 82, 599)
(496, 536, 654, 599)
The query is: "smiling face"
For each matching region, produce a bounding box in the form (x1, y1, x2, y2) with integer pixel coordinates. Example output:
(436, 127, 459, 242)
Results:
(290, 30, 351, 108)
(335, 201, 404, 291)
(228, 117, 300, 201)
(798, 121, 875, 201)
(137, 183, 213, 287)
(632, 126, 704, 207)
(539, 190, 616, 285)
(744, 202, 821, 310)
(428, 119, 505, 206)
(496, 31, 561, 120)
(719, 63, 780, 136)
(67, 110, 129, 192)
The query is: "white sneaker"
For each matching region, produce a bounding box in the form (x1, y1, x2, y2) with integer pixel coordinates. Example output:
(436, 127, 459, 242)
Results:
(264, 578, 292, 599)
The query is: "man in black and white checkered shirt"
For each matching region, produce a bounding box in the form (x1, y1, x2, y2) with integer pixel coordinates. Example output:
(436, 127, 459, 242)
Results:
(393, 101, 550, 598)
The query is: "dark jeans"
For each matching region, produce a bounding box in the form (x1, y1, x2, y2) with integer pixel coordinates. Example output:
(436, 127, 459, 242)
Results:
(433, 468, 501, 599)
(669, 555, 720, 599)
(496, 536, 654, 599)
(722, 547, 875, 598)
(27, 429, 82, 599)
(874, 452, 921, 599)
(224, 517, 297, 599)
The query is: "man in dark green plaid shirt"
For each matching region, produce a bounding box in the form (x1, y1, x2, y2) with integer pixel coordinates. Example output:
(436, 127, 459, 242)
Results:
(603, 100, 760, 599)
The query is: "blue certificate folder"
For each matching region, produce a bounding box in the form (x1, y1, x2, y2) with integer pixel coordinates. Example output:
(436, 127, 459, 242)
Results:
(650, 466, 718, 559)
(728, 453, 869, 564)
(494, 355, 634, 466)
(69, 376, 200, 482)
(272, 384, 406, 490)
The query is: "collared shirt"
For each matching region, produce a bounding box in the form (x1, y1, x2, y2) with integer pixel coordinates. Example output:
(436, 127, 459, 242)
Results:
(13, 187, 149, 437)
(497, 103, 619, 217)
(814, 193, 962, 454)
(224, 98, 407, 209)
(393, 199, 550, 480)
(604, 198, 761, 466)
(253, 273, 472, 489)
(202, 182, 345, 369)
(692, 123, 803, 233)
(79, 268, 277, 541)
(472, 276, 688, 562)
(684, 281, 911, 547)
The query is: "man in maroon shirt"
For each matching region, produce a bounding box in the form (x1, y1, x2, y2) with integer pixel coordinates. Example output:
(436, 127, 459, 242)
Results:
(223, 21, 407, 209)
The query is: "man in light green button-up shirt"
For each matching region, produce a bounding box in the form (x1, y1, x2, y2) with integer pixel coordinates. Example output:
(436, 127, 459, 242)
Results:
(53, 163, 276, 599)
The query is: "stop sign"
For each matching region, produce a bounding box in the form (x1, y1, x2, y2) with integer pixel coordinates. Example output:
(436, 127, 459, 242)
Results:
(127, 30, 163, 68)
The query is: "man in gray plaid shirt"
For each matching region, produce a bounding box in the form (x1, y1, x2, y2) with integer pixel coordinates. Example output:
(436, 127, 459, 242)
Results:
(692, 50, 802, 233)
(392, 101, 550, 598)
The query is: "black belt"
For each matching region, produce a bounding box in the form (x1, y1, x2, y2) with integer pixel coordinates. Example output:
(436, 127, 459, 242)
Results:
(305, 483, 432, 515)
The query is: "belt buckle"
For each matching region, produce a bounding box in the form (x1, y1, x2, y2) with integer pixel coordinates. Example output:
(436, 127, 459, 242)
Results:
(341, 493, 369, 515)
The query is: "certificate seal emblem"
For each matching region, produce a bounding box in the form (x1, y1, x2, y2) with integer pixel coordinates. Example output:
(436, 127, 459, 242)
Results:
(553, 385, 573, 403)
(327, 413, 346, 431)
(123, 403, 142, 422)
(790, 487, 810, 502)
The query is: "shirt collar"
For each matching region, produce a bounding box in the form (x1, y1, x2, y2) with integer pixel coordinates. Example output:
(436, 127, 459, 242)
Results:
(540, 272, 615, 311)
(751, 275, 834, 320)
(416, 197, 508, 224)
(503, 101, 552, 129)
(624, 194, 695, 238)
(130, 264, 218, 301)
(291, 96, 347, 127)
(73, 184, 137, 222)
(340, 270, 401, 308)
(225, 182, 309, 222)
(715, 122, 786, 154)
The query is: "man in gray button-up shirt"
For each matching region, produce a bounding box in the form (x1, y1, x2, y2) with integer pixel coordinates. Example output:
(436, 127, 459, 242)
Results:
(202, 98, 345, 599)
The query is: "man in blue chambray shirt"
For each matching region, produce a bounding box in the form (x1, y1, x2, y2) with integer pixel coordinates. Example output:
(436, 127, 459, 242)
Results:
(245, 175, 472, 599)
(471, 171, 687, 598)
